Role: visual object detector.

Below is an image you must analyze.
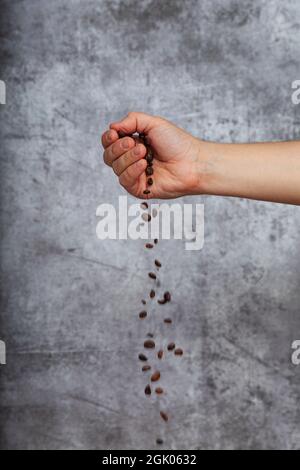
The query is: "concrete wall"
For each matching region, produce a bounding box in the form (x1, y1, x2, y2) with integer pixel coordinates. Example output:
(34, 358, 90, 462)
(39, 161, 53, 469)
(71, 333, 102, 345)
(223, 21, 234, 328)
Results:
(0, 0, 300, 450)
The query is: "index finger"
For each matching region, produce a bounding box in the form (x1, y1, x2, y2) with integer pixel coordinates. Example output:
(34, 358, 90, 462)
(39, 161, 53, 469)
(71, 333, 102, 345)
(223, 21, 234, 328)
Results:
(101, 129, 119, 149)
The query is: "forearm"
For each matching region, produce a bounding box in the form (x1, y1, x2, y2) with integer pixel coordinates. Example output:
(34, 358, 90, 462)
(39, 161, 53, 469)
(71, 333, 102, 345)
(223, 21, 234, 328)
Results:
(199, 140, 300, 205)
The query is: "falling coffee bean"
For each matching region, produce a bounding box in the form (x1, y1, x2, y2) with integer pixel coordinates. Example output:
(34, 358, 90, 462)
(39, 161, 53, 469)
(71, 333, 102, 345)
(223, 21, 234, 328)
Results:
(155, 260, 162, 268)
(142, 365, 151, 372)
(151, 371, 161, 382)
(167, 343, 176, 351)
(144, 339, 155, 349)
(155, 387, 164, 394)
(150, 289, 155, 299)
(160, 411, 169, 422)
(142, 300, 146, 305)
(164, 318, 172, 324)
(148, 272, 157, 280)
(146, 166, 154, 176)
(174, 348, 183, 356)
(147, 178, 153, 186)
(142, 213, 151, 223)
(139, 311, 147, 319)
(139, 354, 148, 362)
(164, 292, 171, 302)
(154, 239, 158, 244)
(158, 298, 167, 305)
(145, 243, 154, 249)
(141, 202, 148, 210)
(145, 385, 152, 396)
(157, 350, 163, 360)
(156, 438, 164, 445)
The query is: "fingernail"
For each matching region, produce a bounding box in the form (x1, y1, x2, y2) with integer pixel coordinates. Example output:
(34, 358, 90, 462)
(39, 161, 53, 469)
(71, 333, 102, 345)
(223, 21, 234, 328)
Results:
(122, 139, 130, 150)
(134, 145, 141, 155)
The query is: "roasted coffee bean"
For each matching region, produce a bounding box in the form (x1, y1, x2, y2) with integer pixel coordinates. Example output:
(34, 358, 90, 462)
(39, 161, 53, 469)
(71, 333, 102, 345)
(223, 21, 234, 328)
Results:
(145, 384, 151, 396)
(160, 411, 169, 422)
(167, 342, 176, 351)
(154, 238, 158, 244)
(144, 339, 155, 349)
(148, 272, 157, 280)
(143, 189, 151, 195)
(141, 300, 146, 305)
(142, 213, 151, 223)
(174, 348, 183, 356)
(141, 202, 148, 210)
(142, 365, 151, 372)
(139, 133, 146, 140)
(155, 259, 162, 268)
(145, 243, 154, 249)
(164, 318, 172, 324)
(146, 154, 154, 164)
(139, 311, 147, 319)
(147, 333, 154, 338)
(157, 350, 163, 360)
(164, 292, 171, 302)
(146, 166, 154, 176)
(155, 387, 164, 394)
(147, 178, 153, 186)
(139, 353, 148, 362)
(150, 289, 155, 298)
(156, 438, 164, 445)
(151, 371, 161, 382)
(158, 298, 167, 305)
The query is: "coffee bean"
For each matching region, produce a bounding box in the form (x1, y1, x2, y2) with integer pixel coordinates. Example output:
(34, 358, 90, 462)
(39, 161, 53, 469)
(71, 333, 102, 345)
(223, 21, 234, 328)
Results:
(147, 178, 153, 186)
(155, 260, 162, 268)
(146, 154, 154, 164)
(142, 365, 151, 372)
(156, 438, 164, 445)
(154, 239, 158, 244)
(157, 350, 163, 360)
(158, 298, 167, 305)
(139, 311, 147, 319)
(141, 300, 146, 305)
(145, 243, 154, 249)
(145, 384, 151, 396)
(174, 348, 183, 356)
(139, 133, 146, 140)
(148, 272, 157, 280)
(147, 148, 153, 158)
(164, 318, 172, 324)
(160, 411, 169, 422)
(141, 202, 148, 210)
(139, 353, 148, 362)
(155, 387, 164, 394)
(144, 339, 155, 349)
(142, 213, 151, 223)
(167, 343, 176, 351)
(143, 190, 151, 195)
(164, 292, 171, 302)
(151, 371, 161, 382)
(150, 290, 155, 298)
(146, 166, 154, 176)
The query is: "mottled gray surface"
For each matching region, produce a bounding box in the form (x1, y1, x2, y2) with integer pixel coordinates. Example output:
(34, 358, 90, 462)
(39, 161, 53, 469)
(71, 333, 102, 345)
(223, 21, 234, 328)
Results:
(0, 0, 300, 450)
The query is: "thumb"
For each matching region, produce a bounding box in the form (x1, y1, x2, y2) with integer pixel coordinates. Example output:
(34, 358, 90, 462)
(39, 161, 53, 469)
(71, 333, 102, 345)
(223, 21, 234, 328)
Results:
(110, 112, 159, 136)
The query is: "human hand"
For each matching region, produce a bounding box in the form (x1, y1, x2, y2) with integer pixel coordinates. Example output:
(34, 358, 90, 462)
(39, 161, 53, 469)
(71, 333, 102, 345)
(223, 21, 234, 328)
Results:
(101, 112, 209, 199)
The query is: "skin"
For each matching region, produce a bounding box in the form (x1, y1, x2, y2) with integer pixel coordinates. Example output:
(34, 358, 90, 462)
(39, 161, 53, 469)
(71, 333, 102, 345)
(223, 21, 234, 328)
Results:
(102, 112, 300, 205)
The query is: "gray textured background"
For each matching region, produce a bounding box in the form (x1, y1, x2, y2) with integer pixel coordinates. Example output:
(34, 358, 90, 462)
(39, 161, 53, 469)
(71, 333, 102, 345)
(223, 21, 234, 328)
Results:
(0, 0, 300, 450)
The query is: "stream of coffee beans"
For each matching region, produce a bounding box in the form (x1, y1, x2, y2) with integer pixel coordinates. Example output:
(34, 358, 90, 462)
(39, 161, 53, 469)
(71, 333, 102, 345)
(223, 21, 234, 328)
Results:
(118, 131, 184, 447)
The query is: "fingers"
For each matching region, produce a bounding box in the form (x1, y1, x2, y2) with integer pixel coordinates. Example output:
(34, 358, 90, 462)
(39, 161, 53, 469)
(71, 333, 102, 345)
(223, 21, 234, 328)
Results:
(119, 159, 147, 189)
(110, 112, 158, 136)
(103, 136, 135, 167)
(101, 129, 119, 149)
(112, 143, 147, 176)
